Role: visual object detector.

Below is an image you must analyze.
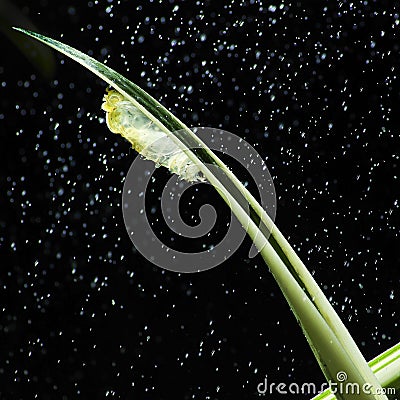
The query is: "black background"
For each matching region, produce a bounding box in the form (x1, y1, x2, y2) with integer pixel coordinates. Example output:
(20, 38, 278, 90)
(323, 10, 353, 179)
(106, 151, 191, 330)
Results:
(1, 0, 399, 399)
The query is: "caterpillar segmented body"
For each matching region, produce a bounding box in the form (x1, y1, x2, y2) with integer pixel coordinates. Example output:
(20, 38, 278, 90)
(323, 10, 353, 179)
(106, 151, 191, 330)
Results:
(101, 89, 205, 182)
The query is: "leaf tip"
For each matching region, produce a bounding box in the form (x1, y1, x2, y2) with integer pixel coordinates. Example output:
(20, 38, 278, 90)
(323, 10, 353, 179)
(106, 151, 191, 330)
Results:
(12, 27, 33, 36)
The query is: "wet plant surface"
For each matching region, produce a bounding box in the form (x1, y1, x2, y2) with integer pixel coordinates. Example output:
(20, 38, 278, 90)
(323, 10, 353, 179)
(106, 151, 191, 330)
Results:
(1, 1, 399, 399)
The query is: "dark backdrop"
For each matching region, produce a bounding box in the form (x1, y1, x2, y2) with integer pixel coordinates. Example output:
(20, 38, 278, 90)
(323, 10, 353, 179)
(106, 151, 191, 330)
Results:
(1, 1, 399, 399)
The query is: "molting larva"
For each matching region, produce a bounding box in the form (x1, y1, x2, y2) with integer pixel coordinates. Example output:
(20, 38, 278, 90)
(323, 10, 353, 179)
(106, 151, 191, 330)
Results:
(101, 89, 205, 183)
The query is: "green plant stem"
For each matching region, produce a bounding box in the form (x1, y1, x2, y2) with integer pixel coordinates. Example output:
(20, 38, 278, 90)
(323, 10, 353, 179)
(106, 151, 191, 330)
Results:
(311, 342, 400, 400)
(12, 27, 395, 400)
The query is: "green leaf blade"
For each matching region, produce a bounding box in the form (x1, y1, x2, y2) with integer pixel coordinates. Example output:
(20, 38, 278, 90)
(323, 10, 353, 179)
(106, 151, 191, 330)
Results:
(13, 27, 395, 400)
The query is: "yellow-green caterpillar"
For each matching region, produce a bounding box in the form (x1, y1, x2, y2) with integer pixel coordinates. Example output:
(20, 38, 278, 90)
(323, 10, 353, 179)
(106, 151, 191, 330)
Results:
(102, 89, 205, 182)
